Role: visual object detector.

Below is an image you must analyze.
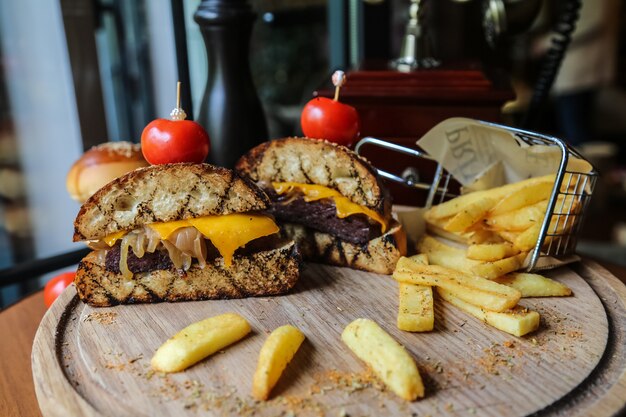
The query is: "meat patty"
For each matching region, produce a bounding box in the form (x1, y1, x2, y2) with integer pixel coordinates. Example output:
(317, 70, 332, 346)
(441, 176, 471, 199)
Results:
(105, 245, 174, 273)
(269, 194, 382, 245)
(104, 234, 288, 274)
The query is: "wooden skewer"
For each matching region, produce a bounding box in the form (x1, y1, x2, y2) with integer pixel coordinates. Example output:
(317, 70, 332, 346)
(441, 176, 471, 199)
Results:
(170, 81, 187, 121)
(332, 70, 346, 101)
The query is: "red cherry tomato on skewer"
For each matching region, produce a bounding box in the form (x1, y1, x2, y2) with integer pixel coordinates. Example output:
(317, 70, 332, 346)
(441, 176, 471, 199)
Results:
(141, 82, 210, 165)
(44, 272, 76, 308)
(301, 70, 360, 147)
(301, 97, 360, 147)
(141, 119, 210, 164)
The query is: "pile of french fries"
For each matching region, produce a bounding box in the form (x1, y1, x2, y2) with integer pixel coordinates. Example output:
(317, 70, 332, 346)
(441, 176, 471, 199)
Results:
(393, 175, 575, 337)
(424, 174, 581, 255)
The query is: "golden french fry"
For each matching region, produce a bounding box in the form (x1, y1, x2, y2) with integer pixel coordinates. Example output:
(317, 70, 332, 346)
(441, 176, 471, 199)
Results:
(252, 325, 305, 400)
(394, 258, 521, 312)
(151, 313, 250, 373)
(495, 273, 572, 297)
(444, 198, 496, 232)
(398, 253, 433, 332)
(417, 236, 483, 273)
(490, 181, 554, 215)
(424, 213, 472, 243)
(466, 242, 520, 261)
(470, 252, 528, 280)
(409, 253, 429, 264)
(485, 200, 548, 232)
(397, 284, 434, 332)
(426, 175, 555, 220)
(468, 229, 503, 244)
(417, 235, 464, 255)
(426, 249, 482, 272)
(497, 230, 520, 243)
(514, 224, 541, 251)
(342, 319, 424, 400)
(437, 288, 540, 337)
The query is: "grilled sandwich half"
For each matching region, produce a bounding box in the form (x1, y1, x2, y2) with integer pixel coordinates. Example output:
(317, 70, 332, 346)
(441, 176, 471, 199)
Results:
(73, 163, 300, 307)
(236, 137, 406, 274)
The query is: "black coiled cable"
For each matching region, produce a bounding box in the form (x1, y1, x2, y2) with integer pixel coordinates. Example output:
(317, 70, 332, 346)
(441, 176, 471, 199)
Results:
(522, 0, 582, 129)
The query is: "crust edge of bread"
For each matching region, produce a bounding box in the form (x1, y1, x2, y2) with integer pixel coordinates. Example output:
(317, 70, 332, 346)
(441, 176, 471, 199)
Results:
(281, 220, 406, 275)
(75, 241, 301, 307)
(73, 163, 271, 242)
(235, 137, 391, 218)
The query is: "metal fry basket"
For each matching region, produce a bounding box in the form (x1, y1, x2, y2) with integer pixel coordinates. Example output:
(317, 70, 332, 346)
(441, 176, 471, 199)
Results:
(355, 120, 598, 272)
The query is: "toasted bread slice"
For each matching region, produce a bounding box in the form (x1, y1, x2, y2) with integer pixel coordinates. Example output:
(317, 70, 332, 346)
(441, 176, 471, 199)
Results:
(281, 220, 406, 275)
(74, 163, 269, 241)
(75, 240, 300, 306)
(235, 137, 390, 218)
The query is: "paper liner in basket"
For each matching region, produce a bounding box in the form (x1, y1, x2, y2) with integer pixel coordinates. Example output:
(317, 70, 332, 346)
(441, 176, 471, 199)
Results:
(400, 118, 593, 270)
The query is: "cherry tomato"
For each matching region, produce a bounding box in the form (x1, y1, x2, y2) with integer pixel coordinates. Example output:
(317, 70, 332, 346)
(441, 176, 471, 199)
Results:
(141, 119, 210, 165)
(44, 272, 76, 308)
(301, 97, 360, 147)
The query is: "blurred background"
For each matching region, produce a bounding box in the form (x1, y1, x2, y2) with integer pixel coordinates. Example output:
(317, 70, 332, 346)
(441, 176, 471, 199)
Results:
(0, 0, 625, 307)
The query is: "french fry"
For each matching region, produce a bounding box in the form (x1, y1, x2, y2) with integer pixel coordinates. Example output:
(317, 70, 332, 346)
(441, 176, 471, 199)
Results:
(252, 325, 305, 400)
(490, 181, 553, 215)
(417, 235, 464, 254)
(426, 175, 555, 220)
(494, 273, 572, 297)
(469, 252, 528, 280)
(151, 313, 250, 373)
(466, 242, 519, 261)
(485, 200, 548, 232)
(394, 258, 521, 312)
(514, 224, 541, 251)
(444, 198, 496, 232)
(426, 250, 482, 272)
(424, 212, 473, 243)
(342, 319, 424, 400)
(418, 236, 526, 280)
(398, 284, 434, 332)
(437, 288, 540, 337)
(409, 253, 429, 264)
(468, 229, 503, 244)
(398, 254, 434, 332)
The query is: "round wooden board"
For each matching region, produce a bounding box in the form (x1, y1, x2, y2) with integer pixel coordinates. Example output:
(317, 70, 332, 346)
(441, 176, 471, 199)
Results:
(32, 260, 626, 417)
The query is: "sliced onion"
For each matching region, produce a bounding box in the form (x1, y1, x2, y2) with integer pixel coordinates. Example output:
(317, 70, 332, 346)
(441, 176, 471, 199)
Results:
(193, 234, 207, 269)
(93, 225, 211, 273)
(134, 229, 146, 258)
(87, 240, 110, 250)
(119, 234, 133, 280)
(169, 227, 197, 255)
(93, 249, 107, 264)
(181, 253, 192, 271)
(162, 240, 184, 269)
(145, 227, 160, 253)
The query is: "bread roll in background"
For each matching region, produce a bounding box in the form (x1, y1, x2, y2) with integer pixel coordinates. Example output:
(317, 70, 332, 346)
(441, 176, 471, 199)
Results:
(66, 141, 148, 203)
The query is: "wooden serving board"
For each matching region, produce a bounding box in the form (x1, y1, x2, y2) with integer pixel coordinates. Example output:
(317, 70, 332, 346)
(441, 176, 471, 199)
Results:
(32, 260, 626, 417)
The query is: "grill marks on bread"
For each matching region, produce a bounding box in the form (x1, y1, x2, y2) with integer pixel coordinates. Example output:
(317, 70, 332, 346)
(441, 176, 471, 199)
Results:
(235, 138, 390, 218)
(281, 221, 405, 275)
(75, 241, 300, 306)
(73, 163, 270, 241)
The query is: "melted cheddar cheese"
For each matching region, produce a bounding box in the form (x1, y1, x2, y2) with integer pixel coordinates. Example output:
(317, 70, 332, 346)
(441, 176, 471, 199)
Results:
(272, 182, 387, 232)
(103, 231, 126, 246)
(102, 213, 279, 268)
